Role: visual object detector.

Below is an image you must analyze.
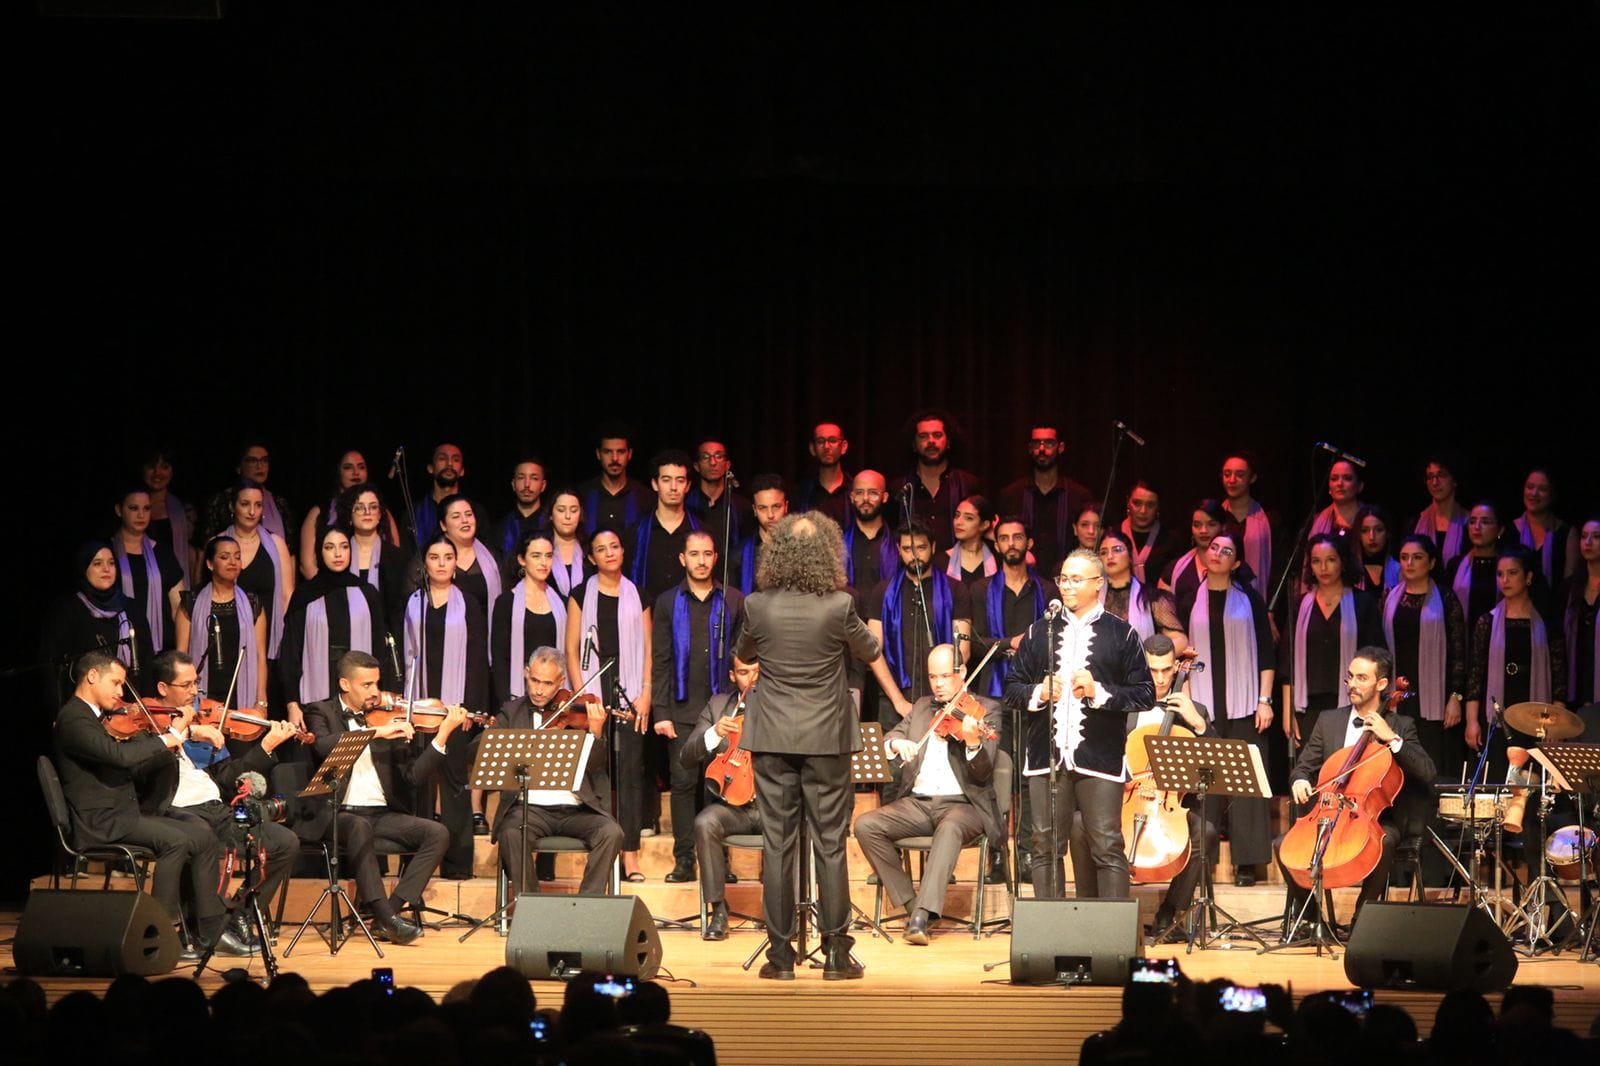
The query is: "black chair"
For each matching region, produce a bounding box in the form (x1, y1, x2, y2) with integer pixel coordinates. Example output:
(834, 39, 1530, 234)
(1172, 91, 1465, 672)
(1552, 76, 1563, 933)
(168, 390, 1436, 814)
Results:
(37, 755, 154, 891)
(697, 832, 764, 933)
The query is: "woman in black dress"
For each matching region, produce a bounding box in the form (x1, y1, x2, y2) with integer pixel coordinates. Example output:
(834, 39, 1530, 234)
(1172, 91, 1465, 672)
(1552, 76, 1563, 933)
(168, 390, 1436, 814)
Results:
(111, 488, 185, 658)
(1383, 534, 1468, 779)
(1280, 533, 1382, 753)
(1449, 501, 1507, 635)
(40, 541, 138, 706)
(175, 535, 269, 712)
(221, 479, 294, 715)
(280, 524, 394, 727)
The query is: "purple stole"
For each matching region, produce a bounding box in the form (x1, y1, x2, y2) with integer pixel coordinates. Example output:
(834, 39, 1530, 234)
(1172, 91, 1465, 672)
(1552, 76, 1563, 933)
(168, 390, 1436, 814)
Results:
(225, 525, 287, 659)
(1567, 590, 1600, 705)
(1292, 590, 1356, 711)
(503, 582, 568, 699)
(114, 535, 165, 651)
(672, 586, 727, 701)
(1310, 505, 1351, 537)
(577, 576, 645, 702)
(1188, 583, 1259, 720)
(1451, 552, 1486, 618)
(1384, 582, 1447, 721)
(843, 523, 897, 589)
(1239, 501, 1272, 591)
(551, 541, 586, 598)
(985, 572, 1046, 696)
(77, 593, 132, 668)
(1416, 505, 1467, 567)
(631, 512, 701, 590)
(302, 588, 372, 704)
(946, 542, 997, 582)
(1100, 577, 1155, 640)
(353, 533, 384, 592)
(1121, 518, 1162, 583)
(1486, 602, 1552, 710)
(187, 584, 258, 708)
(163, 493, 193, 585)
(739, 537, 760, 596)
(404, 586, 468, 704)
(1514, 516, 1561, 585)
(584, 486, 640, 537)
(883, 568, 954, 690)
(258, 489, 287, 542)
(463, 540, 502, 626)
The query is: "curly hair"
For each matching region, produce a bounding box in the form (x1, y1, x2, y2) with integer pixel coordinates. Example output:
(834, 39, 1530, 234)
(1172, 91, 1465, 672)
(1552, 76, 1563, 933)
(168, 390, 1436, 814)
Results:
(756, 513, 847, 595)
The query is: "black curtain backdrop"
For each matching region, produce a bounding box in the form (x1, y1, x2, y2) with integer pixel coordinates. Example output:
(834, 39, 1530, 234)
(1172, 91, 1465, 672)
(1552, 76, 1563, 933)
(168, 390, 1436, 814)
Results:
(6, 6, 1592, 899)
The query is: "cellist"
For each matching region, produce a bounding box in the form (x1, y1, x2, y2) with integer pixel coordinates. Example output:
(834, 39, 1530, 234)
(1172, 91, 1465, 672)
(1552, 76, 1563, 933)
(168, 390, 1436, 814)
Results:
(1272, 646, 1436, 928)
(681, 654, 762, 941)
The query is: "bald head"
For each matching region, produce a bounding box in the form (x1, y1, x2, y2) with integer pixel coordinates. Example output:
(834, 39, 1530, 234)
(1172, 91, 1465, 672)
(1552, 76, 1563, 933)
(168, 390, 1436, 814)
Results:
(927, 643, 963, 700)
(850, 469, 888, 522)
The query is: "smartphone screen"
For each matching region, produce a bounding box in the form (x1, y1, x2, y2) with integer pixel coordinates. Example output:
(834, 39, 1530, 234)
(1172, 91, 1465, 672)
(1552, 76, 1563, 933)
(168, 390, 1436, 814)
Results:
(1128, 958, 1179, 985)
(1219, 985, 1267, 1013)
(372, 967, 394, 995)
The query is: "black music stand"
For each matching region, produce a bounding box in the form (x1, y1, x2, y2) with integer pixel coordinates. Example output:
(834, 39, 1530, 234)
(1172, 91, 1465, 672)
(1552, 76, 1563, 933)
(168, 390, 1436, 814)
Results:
(1532, 743, 1600, 960)
(285, 729, 381, 958)
(740, 723, 896, 972)
(458, 728, 595, 943)
(1142, 733, 1272, 952)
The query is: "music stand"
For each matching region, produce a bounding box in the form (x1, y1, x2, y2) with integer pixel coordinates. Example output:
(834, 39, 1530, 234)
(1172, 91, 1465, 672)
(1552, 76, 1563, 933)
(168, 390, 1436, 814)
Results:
(1532, 744, 1600, 961)
(458, 728, 595, 942)
(740, 723, 897, 972)
(1142, 733, 1272, 952)
(284, 729, 382, 958)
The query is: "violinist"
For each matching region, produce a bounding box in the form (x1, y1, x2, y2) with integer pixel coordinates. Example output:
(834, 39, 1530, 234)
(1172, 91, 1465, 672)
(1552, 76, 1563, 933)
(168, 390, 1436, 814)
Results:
(682, 654, 762, 941)
(1273, 646, 1436, 925)
(854, 644, 1003, 945)
(651, 529, 744, 884)
(302, 650, 465, 945)
(1133, 635, 1220, 944)
(52, 649, 251, 959)
(147, 650, 301, 948)
(487, 646, 623, 898)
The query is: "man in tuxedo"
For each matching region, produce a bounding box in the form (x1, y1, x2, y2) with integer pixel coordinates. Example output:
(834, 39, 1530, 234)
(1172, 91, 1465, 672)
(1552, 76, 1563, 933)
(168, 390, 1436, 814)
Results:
(854, 644, 1003, 945)
(52, 649, 251, 958)
(682, 654, 762, 940)
(734, 513, 882, 980)
(1273, 645, 1437, 925)
(489, 645, 623, 897)
(302, 650, 467, 945)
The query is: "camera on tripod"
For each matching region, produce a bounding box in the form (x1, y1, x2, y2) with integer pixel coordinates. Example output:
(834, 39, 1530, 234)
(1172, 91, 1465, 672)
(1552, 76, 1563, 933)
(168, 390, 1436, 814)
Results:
(231, 794, 288, 827)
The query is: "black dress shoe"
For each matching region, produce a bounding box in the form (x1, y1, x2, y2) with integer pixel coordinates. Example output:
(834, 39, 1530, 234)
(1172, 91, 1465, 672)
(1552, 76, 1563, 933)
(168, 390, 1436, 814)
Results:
(375, 913, 422, 946)
(472, 812, 489, 836)
(664, 862, 696, 883)
(1233, 872, 1257, 887)
(704, 903, 729, 941)
(725, 870, 738, 884)
(823, 939, 864, 980)
(757, 961, 795, 980)
(903, 908, 931, 946)
(229, 912, 262, 948)
(211, 927, 256, 958)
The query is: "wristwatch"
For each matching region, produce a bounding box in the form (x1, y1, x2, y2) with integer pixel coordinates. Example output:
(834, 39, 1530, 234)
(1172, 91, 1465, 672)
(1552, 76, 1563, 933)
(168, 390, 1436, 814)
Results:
(1257, 695, 1272, 706)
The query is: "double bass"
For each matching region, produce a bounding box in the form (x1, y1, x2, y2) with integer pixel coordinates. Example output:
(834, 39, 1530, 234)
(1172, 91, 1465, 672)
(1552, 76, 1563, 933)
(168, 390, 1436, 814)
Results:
(1277, 677, 1410, 890)
(1121, 658, 1203, 883)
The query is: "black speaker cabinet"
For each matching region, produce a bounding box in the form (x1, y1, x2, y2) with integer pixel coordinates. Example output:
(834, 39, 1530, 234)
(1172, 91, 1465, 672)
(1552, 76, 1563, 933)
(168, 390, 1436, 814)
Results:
(506, 894, 663, 980)
(1009, 898, 1143, 985)
(14, 890, 179, 977)
(1344, 902, 1517, 992)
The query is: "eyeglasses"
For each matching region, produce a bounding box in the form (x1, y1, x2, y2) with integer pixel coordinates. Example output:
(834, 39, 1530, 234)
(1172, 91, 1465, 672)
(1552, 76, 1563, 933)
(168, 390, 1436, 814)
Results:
(352, 503, 381, 514)
(812, 437, 843, 446)
(168, 679, 199, 691)
(1099, 544, 1128, 555)
(1209, 546, 1237, 557)
(241, 455, 270, 465)
(698, 451, 728, 461)
(1056, 574, 1100, 587)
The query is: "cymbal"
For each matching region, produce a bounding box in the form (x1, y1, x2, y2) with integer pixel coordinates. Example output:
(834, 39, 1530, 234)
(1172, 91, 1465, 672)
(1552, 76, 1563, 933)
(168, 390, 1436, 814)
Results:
(1503, 701, 1585, 741)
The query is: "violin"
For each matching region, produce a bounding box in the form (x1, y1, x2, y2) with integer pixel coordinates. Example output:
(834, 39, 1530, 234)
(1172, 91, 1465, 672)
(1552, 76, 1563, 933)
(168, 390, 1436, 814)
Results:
(367, 693, 495, 733)
(191, 699, 315, 744)
(102, 698, 180, 741)
(931, 691, 1000, 743)
(704, 689, 755, 807)
(537, 688, 635, 730)
(1277, 677, 1410, 890)
(1121, 658, 1206, 883)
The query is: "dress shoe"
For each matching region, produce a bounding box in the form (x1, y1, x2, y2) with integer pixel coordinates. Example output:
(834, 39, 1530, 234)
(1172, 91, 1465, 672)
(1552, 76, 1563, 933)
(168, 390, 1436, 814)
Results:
(472, 812, 489, 836)
(903, 908, 932, 946)
(725, 870, 738, 884)
(664, 862, 696, 883)
(211, 927, 256, 958)
(375, 913, 421, 946)
(823, 939, 864, 980)
(229, 913, 262, 949)
(983, 859, 1007, 885)
(703, 903, 729, 941)
(1233, 871, 1257, 887)
(758, 961, 795, 980)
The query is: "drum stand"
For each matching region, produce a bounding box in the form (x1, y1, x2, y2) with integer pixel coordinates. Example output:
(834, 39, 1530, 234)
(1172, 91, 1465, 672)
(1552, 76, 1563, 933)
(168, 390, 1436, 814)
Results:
(1501, 772, 1577, 956)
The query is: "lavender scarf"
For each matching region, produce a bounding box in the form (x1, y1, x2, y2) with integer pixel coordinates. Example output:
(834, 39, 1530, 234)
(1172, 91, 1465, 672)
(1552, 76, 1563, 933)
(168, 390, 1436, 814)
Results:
(164, 492, 193, 585)
(883, 568, 953, 689)
(1416, 505, 1467, 566)
(1310, 505, 1349, 537)
(1384, 583, 1447, 722)
(463, 539, 502, 620)
(551, 540, 585, 598)
(503, 581, 568, 699)
(76, 592, 132, 668)
(1240, 500, 1273, 592)
(1514, 516, 1561, 585)
(302, 587, 372, 704)
(225, 525, 287, 659)
(1567, 591, 1600, 705)
(1486, 602, 1551, 711)
(1102, 576, 1155, 640)
(404, 586, 468, 704)
(187, 584, 258, 707)
(353, 532, 384, 592)
(259, 490, 287, 542)
(577, 576, 645, 702)
(114, 535, 165, 652)
(1188, 583, 1259, 720)
(1292, 589, 1355, 712)
(946, 542, 996, 581)
(1451, 553, 1484, 618)
(1121, 518, 1162, 583)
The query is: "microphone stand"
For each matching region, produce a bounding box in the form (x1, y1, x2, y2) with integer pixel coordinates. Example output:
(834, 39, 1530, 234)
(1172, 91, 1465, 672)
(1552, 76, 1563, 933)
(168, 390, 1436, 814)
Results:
(1044, 604, 1062, 899)
(1101, 421, 1140, 538)
(390, 445, 421, 549)
(715, 472, 738, 662)
(1267, 445, 1330, 764)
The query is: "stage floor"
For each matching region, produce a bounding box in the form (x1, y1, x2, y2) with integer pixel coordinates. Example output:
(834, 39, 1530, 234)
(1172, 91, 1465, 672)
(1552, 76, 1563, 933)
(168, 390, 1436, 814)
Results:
(5, 896, 1598, 1066)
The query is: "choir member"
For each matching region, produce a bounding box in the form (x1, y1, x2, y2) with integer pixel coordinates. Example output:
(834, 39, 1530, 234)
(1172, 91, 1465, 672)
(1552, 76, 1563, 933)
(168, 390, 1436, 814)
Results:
(176, 536, 269, 711)
(112, 488, 185, 656)
(280, 524, 394, 728)
(736, 475, 789, 595)
(1354, 505, 1400, 597)
(1383, 535, 1468, 779)
(547, 488, 589, 599)
(944, 494, 998, 584)
(865, 520, 974, 721)
(139, 447, 196, 584)
(1566, 518, 1600, 709)
(1515, 467, 1581, 594)
(889, 410, 980, 556)
(1309, 459, 1366, 545)
(1449, 501, 1507, 633)
(298, 450, 399, 577)
(795, 422, 852, 526)
(437, 493, 501, 627)
(1410, 453, 1469, 570)
(1220, 451, 1276, 595)
(1097, 528, 1186, 649)
(579, 421, 654, 536)
(203, 443, 293, 545)
(1072, 501, 1103, 553)
(1119, 480, 1182, 586)
(412, 442, 468, 543)
(1280, 533, 1383, 750)
(629, 449, 701, 603)
(687, 437, 752, 559)
(41, 541, 139, 707)
(1160, 499, 1229, 622)
(221, 480, 293, 711)
(491, 532, 568, 705)
(489, 457, 550, 563)
(843, 470, 897, 593)
(998, 423, 1092, 579)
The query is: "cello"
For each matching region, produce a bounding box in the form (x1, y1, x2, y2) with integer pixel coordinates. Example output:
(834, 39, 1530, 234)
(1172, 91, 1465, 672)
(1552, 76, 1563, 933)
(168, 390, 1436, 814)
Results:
(1122, 658, 1203, 884)
(1277, 677, 1410, 890)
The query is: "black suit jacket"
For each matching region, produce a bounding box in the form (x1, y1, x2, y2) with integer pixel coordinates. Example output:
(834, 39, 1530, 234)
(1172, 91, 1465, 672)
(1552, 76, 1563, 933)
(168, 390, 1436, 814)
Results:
(884, 695, 1005, 841)
(680, 690, 744, 771)
(53, 698, 171, 845)
(302, 696, 447, 817)
(1291, 706, 1438, 833)
(734, 587, 880, 755)
(484, 695, 612, 843)
(139, 734, 282, 815)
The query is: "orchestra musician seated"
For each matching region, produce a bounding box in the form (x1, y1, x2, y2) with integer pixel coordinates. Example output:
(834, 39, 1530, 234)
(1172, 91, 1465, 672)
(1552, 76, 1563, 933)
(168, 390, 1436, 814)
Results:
(681, 655, 762, 940)
(486, 645, 623, 898)
(853, 644, 1003, 945)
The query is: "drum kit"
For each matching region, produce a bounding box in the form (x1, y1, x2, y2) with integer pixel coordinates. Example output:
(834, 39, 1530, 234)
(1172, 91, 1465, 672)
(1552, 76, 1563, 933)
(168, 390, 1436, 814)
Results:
(1430, 701, 1599, 960)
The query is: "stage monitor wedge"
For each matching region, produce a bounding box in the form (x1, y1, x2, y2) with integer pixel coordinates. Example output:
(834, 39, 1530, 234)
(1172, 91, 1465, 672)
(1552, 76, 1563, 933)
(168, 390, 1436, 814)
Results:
(1009, 898, 1142, 985)
(14, 889, 179, 977)
(506, 894, 662, 981)
(1344, 902, 1517, 992)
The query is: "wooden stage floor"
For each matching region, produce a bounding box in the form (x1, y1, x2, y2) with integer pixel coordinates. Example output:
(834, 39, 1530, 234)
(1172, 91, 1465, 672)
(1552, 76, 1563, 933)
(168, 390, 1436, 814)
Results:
(5, 896, 1598, 1066)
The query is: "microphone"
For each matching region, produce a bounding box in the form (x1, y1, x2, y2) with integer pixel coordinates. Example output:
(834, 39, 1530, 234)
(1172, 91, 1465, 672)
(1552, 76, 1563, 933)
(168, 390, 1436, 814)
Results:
(127, 623, 139, 678)
(387, 445, 404, 480)
(582, 625, 597, 672)
(384, 633, 403, 682)
(1315, 441, 1368, 469)
(1114, 421, 1147, 447)
(210, 613, 223, 670)
(1043, 599, 1066, 619)
(724, 470, 740, 490)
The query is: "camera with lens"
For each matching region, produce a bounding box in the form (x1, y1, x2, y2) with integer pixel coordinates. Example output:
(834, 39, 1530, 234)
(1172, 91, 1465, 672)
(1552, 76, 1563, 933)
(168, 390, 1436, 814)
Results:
(231, 795, 288, 826)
